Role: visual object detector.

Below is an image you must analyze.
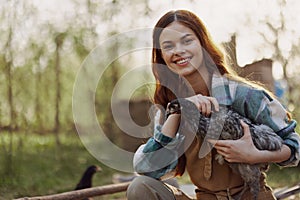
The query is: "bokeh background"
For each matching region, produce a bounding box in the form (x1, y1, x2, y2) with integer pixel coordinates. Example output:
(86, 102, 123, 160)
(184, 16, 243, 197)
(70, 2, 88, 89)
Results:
(1, 0, 300, 199)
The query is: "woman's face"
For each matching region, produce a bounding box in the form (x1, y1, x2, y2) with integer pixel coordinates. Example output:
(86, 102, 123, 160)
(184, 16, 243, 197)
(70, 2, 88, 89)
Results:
(159, 21, 204, 77)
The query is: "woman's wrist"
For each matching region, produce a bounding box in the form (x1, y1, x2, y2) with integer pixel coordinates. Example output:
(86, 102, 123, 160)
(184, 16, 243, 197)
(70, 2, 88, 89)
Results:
(248, 149, 268, 164)
(249, 145, 291, 164)
(161, 113, 181, 138)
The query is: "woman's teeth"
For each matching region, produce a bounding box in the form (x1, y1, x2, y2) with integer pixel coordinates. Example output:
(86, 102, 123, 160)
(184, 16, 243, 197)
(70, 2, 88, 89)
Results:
(176, 58, 190, 64)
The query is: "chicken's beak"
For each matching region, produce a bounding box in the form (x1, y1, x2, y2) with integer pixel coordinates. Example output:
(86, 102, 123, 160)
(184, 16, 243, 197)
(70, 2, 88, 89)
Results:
(96, 166, 103, 172)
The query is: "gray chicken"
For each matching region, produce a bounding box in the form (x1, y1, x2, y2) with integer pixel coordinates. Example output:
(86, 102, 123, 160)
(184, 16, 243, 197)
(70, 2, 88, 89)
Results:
(166, 99, 283, 200)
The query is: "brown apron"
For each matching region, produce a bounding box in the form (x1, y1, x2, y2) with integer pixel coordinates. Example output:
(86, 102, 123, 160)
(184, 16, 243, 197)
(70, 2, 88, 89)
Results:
(181, 136, 276, 200)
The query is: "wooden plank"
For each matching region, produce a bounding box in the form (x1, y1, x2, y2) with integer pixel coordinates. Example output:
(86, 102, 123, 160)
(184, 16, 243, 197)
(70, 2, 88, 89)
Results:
(275, 184, 300, 200)
(15, 182, 130, 200)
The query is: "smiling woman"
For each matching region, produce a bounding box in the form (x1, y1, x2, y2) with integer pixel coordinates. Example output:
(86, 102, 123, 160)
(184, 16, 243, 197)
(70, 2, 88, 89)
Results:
(126, 9, 300, 200)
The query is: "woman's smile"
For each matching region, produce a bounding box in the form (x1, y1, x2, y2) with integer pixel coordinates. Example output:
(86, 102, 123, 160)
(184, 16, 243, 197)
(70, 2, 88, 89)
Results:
(173, 57, 192, 66)
(159, 21, 204, 77)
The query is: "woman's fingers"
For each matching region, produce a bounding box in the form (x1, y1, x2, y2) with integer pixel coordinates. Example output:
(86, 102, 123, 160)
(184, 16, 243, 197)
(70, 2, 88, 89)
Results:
(208, 139, 231, 148)
(240, 120, 251, 137)
(199, 98, 211, 116)
(208, 140, 233, 161)
(185, 94, 219, 116)
(197, 95, 219, 116)
(207, 121, 258, 164)
(207, 97, 219, 112)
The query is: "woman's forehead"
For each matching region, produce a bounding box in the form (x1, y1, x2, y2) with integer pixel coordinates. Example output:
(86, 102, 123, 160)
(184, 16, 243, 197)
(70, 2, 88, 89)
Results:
(159, 22, 196, 42)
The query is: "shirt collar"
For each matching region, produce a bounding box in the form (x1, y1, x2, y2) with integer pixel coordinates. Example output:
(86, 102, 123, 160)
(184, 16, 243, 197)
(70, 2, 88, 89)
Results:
(211, 73, 233, 106)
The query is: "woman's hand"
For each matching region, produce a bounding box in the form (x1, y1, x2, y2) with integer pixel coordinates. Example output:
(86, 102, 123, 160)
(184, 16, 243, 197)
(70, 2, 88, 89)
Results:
(185, 94, 219, 117)
(208, 120, 260, 164)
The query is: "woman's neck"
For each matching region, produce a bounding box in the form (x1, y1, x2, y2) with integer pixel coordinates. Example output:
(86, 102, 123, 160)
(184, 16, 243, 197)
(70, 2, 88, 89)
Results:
(184, 66, 211, 96)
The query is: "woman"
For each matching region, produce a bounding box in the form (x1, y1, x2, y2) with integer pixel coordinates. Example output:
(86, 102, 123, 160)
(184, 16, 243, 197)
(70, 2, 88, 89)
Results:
(127, 10, 300, 200)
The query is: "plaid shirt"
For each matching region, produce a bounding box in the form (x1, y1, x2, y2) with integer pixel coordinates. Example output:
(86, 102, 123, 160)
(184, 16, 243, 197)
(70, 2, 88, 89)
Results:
(133, 74, 300, 179)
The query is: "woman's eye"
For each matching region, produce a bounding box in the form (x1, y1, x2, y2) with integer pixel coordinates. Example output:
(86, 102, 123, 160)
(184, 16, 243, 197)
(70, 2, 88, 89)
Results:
(162, 44, 173, 50)
(183, 38, 193, 45)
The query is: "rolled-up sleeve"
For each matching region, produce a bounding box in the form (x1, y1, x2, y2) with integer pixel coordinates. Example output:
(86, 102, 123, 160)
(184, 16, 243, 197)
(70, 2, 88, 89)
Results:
(257, 99, 300, 167)
(276, 121, 300, 167)
(133, 124, 185, 179)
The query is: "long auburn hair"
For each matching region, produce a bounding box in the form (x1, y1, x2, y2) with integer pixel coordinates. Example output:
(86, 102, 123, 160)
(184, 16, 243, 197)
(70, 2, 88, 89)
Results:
(152, 10, 235, 109)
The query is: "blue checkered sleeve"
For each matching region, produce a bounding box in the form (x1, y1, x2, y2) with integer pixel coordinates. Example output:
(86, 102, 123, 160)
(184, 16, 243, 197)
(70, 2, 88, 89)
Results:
(133, 125, 185, 179)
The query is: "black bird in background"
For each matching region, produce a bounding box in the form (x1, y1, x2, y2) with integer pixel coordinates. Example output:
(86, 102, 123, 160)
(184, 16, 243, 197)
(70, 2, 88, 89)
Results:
(167, 99, 283, 200)
(75, 165, 102, 190)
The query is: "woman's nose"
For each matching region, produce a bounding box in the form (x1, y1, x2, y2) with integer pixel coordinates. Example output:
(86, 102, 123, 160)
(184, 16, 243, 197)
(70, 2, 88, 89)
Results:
(173, 44, 186, 55)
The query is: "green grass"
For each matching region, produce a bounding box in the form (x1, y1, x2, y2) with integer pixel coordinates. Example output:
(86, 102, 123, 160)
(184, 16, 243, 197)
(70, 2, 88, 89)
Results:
(267, 164, 300, 188)
(0, 132, 129, 199)
(0, 132, 300, 199)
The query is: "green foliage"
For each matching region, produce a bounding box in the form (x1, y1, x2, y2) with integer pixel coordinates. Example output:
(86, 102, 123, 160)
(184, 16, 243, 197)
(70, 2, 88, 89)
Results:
(267, 164, 300, 189)
(0, 132, 127, 199)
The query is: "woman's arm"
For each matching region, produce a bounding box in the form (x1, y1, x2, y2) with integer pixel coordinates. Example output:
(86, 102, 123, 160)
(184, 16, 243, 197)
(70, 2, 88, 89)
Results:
(209, 120, 291, 164)
(133, 110, 184, 179)
(161, 114, 181, 138)
(222, 84, 300, 166)
(134, 95, 220, 178)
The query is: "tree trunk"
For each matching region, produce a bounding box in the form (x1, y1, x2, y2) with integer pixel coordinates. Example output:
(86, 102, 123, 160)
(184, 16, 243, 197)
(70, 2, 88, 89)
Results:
(34, 63, 43, 132)
(3, 22, 15, 182)
(54, 34, 63, 145)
